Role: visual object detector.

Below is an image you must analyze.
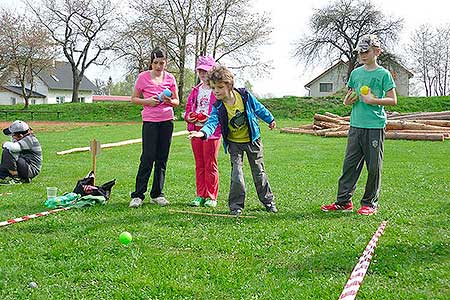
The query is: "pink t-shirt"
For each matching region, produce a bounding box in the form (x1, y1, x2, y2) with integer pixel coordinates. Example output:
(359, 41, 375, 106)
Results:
(134, 71, 177, 122)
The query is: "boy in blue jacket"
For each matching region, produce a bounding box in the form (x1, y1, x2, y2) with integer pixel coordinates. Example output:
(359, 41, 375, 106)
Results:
(188, 65, 277, 215)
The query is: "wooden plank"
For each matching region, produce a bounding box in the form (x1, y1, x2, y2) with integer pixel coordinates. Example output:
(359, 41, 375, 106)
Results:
(386, 120, 449, 131)
(280, 128, 316, 135)
(169, 209, 257, 219)
(386, 132, 445, 141)
(314, 113, 349, 124)
(57, 130, 189, 155)
(413, 120, 450, 127)
(324, 130, 349, 137)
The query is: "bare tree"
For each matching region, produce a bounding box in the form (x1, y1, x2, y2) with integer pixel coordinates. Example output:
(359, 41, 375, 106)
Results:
(408, 24, 450, 96)
(124, 0, 272, 100)
(0, 40, 9, 85)
(130, 0, 195, 101)
(293, 0, 403, 79)
(0, 21, 9, 84)
(0, 10, 57, 109)
(27, 0, 120, 103)
(194, 0, 272, 75)
(431, 26, 450, 95)
(113, 20, 164, 74)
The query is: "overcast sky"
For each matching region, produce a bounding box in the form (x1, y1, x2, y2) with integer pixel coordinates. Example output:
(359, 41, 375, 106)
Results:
(1, 0, 448, 97)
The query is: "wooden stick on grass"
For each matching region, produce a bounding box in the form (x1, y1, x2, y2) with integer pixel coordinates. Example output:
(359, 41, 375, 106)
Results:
(57, 130, 189, 155)
(169, 209, 257, 219)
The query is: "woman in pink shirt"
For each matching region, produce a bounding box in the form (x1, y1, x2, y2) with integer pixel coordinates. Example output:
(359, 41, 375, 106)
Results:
(184, 56, 221, 208)
(129, 47, 180, 208)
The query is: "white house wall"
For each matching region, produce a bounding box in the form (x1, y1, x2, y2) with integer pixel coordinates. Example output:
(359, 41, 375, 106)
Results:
(0, 90, 45, 105)
(309, 64, 348, 97)
(308, 64, 411, 97)
(46, 90, 93, 104)
(390, 67, 410, 96)
(34, 78, 49, 103)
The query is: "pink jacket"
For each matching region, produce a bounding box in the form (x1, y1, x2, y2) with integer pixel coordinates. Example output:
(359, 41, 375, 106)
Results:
(184, 83, 221, 140)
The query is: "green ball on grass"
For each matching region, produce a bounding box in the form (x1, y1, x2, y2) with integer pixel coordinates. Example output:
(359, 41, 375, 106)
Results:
(119, 231, 132, 245)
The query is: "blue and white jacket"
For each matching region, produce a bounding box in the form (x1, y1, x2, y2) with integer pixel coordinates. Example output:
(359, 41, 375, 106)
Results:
(200, 88, 275, 153)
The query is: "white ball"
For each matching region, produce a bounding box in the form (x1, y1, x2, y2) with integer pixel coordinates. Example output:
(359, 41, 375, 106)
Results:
(29, 281, 38, 288)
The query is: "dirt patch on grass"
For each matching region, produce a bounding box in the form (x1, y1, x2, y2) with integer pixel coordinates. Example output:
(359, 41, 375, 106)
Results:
(0, 121, 140, 133)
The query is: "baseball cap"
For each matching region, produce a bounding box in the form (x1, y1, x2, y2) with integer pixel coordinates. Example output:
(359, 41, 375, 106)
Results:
(354, 34, 381, 53)
(196, 55, 216, 71)
(3, 120, 30, 135)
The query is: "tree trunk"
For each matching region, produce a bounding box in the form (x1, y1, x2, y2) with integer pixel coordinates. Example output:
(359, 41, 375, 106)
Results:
(178, 52, 186, 104)
(19, 81, 30, 110)
(72, 72, 81, 103)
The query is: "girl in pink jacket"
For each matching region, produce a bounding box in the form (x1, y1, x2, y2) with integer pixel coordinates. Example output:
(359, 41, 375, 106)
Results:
(184, 56, 221, 207)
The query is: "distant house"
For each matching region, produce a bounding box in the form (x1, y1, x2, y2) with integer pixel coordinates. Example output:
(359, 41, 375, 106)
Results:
(0, 61, 97, 105)
(304, 60, 413, 97)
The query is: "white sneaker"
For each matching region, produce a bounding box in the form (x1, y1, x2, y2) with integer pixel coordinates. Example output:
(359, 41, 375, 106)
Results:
(151, 196, 169, 206)
(129, 197, 143, 208)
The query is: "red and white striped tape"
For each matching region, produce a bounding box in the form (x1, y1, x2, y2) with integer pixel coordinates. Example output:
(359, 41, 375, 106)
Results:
(0, 207, 70, 228)
(339, 220, 388, 300)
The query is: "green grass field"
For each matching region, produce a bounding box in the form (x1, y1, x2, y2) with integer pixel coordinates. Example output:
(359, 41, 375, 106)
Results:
(0, 120, 449, 299)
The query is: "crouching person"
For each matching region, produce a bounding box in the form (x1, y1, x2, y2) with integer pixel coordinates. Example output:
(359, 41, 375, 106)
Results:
(0, 120, 42, 184)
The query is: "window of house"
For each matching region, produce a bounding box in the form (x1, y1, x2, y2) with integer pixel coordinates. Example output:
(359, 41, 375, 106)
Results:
(10, 97, 16, 105)
(56, 96, 65, 104)
(31, 99, 36, 105)
(320, 83, 333, 92)
(78, 97, 85, 103)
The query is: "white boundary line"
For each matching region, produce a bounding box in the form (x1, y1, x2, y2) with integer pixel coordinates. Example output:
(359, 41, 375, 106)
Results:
(339, 221, 388, 300)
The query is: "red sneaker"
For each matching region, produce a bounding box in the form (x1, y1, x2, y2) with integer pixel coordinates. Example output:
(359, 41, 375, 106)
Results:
(357, 206, 377, 215)
(321, 202, 353, 212)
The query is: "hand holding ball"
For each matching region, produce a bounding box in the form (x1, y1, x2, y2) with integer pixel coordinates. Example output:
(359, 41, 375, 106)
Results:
(119, 231, 132, 245)
(158, 89, 172, 102)
(196, 112, 208, 122)
(360, 85, 370, 95)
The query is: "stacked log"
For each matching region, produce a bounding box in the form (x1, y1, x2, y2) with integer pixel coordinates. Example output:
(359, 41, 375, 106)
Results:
(280, 111, 450, 141)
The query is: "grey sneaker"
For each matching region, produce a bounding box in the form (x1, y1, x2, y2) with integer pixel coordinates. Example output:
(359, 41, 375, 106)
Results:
(151, 196, 170, 206)
(129, 197, 143, 208)
(265, 202, 278, 213)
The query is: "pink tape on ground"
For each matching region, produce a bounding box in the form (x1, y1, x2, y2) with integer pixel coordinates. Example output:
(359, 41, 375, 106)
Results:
(0, 208, 70, 228)
(338, 221, 388, 300)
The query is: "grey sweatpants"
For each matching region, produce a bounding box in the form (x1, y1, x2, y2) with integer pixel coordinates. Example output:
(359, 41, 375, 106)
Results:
(228, 139, 274, 211)
(0, 149, 30, 179)
(336, 127, 385, 208)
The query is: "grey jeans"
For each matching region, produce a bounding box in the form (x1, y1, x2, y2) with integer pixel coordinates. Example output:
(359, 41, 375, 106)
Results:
(228, 139, 274, 211)
(336, 127, 385, 208)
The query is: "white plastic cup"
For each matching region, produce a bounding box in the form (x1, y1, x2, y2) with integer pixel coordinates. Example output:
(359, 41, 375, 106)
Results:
(46, 187, 58, 199)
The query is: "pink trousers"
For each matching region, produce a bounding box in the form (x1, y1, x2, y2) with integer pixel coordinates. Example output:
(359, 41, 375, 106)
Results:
(191, 137, 220, 200)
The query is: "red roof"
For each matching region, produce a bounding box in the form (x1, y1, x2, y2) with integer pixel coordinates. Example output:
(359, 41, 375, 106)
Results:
(92, 95, 130, 102)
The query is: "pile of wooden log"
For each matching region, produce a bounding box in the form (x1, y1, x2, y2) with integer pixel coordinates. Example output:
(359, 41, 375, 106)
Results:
(280, 111, 450, 141)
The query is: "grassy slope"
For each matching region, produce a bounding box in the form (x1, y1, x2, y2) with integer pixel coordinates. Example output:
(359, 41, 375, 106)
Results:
(0, 120, 448, 299)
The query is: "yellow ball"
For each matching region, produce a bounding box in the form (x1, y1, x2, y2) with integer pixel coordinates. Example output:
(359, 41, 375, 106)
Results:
(360, 85, 369, 95)
(119, 231, 132, 245)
